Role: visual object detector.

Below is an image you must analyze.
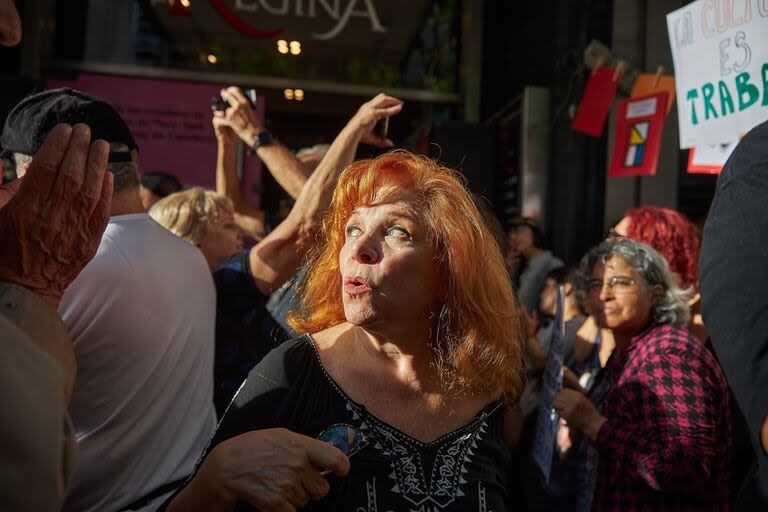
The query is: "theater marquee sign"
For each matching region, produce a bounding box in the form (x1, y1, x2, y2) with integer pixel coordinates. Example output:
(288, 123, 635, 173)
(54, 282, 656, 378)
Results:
(232, 0, 387, 40)
(148, 0, 432, 85)
(152, 0, 390, 41)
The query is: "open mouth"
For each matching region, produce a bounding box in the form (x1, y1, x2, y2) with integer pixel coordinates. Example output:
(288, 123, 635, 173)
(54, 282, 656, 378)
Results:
(344, 276, 373, 296)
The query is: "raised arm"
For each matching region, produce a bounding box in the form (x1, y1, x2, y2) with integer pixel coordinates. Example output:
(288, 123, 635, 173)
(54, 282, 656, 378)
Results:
(216, 86, 309, 201)
(248, 93, 402, 295)
(212, 113, 267, 239)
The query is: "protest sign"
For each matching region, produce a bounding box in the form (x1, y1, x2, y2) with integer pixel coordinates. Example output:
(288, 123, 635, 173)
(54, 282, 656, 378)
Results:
(46, 73, 265, 207)
(688, 141, 739, 174)
(572, 67, 620, 137)
(609, 92, 669, 177)
(533, 286, 565, 483)
(667, 1, 768, 148)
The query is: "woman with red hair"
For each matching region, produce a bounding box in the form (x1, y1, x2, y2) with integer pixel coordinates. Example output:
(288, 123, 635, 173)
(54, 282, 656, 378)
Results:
(612, 206, 700, 290)
(164, 151, 526, 511)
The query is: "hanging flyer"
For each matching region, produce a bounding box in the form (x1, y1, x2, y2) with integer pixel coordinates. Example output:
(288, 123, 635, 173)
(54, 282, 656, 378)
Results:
(572, 67, 620, 137)
(608, 92, 668, 177)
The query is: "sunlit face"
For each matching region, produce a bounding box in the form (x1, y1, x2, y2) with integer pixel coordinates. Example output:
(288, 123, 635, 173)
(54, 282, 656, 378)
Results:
(586, 256, 656, 337)
(198, 208, 243, 269)
(339, 191, 441, 330)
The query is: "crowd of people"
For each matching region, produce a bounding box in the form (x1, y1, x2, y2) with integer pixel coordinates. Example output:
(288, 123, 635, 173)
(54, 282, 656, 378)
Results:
(2, 1, 768, 511)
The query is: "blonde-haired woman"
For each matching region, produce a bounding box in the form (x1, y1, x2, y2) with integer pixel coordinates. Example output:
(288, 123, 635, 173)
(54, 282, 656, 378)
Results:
(150, 187, 243, 269)
(162, 150, 526, 512)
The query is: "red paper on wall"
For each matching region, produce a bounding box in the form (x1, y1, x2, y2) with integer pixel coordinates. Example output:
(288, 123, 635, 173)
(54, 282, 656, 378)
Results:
(572, 67, 620, 137)
(608, 92, 668, 177)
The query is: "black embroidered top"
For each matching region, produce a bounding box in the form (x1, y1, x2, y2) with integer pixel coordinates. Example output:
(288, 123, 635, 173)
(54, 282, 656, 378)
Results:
(179, 335, 511, 512)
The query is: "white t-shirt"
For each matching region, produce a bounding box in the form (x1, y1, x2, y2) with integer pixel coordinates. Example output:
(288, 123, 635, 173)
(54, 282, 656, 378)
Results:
(59, 214, 217, 512)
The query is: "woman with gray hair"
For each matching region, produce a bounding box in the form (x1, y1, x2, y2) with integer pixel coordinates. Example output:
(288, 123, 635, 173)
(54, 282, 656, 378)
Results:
(553, 239, 732, 511)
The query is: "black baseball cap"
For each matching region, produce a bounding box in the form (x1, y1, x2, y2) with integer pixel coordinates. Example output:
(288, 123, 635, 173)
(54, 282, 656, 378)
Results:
(0, 88, 138, 163)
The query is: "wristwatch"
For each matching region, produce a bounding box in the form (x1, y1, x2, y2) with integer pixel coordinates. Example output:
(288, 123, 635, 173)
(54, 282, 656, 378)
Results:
(250, 129, 273, 152)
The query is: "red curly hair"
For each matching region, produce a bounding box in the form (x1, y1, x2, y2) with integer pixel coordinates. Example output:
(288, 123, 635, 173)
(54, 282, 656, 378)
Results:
(623, 206, 701, 290)
(289, 151, 526, 399)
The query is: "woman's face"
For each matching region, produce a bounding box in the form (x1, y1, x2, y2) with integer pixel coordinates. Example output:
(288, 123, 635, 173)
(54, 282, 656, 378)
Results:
(339, 190, 441, 331)
(198, 208, 243, 269)
(587, 256, 655, 337)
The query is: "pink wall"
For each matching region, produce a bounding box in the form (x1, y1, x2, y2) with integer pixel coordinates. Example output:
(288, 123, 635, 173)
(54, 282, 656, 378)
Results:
(47, 73, 264, 207)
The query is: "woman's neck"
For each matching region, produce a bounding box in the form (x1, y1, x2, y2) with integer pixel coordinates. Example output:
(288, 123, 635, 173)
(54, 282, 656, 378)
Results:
(352, 324, 440, 393)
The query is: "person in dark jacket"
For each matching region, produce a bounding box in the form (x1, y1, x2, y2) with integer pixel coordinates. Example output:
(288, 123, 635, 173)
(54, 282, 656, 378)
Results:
(700, 119, 768, 508)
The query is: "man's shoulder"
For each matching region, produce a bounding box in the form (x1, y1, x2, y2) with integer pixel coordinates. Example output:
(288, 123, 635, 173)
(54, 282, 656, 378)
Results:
(68, 214, 212, 301)
(545, 252, 564, 271)
(529, 250, 563, 271)
(101, 215, 208, 268)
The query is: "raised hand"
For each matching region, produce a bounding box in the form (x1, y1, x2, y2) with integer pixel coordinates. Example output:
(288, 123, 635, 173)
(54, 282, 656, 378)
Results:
(212, 111, 238, 146)
(553, 388, 606, 441)
(0, 123, 113, 309)
(350, 93, 403, 148)
(219, 86, 263, 147)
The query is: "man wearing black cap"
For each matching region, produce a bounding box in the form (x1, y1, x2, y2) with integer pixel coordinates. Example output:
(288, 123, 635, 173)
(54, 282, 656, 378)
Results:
(700, 119, 768, 508)
(1, 88, 218, 512)
(1, 7, 113, 510)
(0, 123, 113, 512)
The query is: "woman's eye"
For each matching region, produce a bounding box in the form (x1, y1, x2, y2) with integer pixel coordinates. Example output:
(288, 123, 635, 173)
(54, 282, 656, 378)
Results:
(386, 226, 410, 239)
(345, 225, 362, 237)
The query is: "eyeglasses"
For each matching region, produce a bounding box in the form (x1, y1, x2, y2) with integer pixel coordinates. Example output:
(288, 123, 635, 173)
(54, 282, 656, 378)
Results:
(586, 276, 637, 294)
(606, 227, 627, 240)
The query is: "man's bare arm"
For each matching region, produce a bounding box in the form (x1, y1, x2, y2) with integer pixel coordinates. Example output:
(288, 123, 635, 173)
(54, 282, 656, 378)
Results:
(219, 87, 309, 200)
(212, 124, 266, 239)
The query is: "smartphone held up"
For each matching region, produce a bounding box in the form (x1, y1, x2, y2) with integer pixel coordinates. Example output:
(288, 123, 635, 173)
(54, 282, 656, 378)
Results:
(211, 88, 258, 112)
